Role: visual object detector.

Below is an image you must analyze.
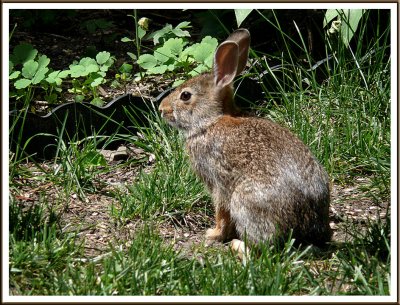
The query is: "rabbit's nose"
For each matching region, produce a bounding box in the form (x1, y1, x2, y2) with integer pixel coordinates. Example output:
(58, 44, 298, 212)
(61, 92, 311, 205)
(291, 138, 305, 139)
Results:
(158, 100, 171, 116)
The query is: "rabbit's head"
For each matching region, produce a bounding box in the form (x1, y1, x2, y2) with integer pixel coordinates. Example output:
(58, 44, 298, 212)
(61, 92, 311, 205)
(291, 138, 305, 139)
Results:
(159, 29, 250, 136)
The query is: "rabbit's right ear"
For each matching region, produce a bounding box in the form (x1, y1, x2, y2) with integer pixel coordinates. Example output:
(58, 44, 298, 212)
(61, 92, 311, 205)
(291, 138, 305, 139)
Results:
(214, 41, 239, 88)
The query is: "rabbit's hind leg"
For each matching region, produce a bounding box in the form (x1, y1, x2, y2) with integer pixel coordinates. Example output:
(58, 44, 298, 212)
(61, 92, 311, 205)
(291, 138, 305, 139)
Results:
(206, 205, 237, 243)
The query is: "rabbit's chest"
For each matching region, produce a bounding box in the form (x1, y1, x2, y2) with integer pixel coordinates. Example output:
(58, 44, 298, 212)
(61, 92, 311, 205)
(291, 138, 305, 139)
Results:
(186, 138, 234, 190)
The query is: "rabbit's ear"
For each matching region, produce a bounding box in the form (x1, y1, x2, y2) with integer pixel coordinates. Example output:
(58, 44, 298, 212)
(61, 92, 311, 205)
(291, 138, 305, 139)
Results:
(225, 28, 250, 75)
(214, 41, 239, 88)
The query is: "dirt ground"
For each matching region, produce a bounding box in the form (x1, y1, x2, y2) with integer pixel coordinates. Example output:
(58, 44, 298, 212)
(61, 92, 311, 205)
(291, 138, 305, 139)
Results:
(11, 146, 390, 259)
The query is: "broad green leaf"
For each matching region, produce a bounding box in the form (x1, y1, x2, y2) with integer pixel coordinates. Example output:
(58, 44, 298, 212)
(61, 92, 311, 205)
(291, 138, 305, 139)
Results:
(234, 9, 253, 27)
(150, 24, 173, 45)
(32, 66, 49, 84)
(85, 64, 100, 74)
(69, 65, 86, 77)
(176, 21, 191, 29)
(14, 78, 32, 89)
(163, 38, 184, 56)
(171, 28, 190, 38)
(90, 76, 104, 87)
(90, 97, 105, 107)
(11, 43, 38, 65)
(37, 55, 50, 69)
(189, 64, 209, 77)
(154, 46, 172, 63)
(172, 79, 185, 87)
(21, 60, 38, 79)
(167, 64, 176, 72)
(79, 57, 97, 67)
(138, 27, 146, 39)
(74, 95, 85, 103)
(127, 52, 137, 60)
(193, 37, 218, 64)
(148, 65, 168, 74)
(96, 51, 111, 65)
(340, 9, 365, 47)
(58, 70, 70, 78)
(9, 71, 20, 80)
(137, 54, 158, 69)
(9, 60, 14, 72)
(179, 46, 195, 63)
(119, 63, 133, 73)
(323, 9, 340, 28)
(46, 70, 60, 84)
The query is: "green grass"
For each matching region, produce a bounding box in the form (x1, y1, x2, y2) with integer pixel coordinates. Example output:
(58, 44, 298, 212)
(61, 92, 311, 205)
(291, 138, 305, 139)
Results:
(8, 9, 392, 296)
(114, 111, 210, 222)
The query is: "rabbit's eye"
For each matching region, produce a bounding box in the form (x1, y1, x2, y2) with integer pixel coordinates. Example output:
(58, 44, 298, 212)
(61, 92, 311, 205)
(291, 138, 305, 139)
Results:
(180, 91, 192, 102)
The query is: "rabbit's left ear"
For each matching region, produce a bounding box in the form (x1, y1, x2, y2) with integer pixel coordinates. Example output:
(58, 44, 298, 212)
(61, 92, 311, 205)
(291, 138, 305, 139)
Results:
(213, 41, 239, 88)
(225, 28, 250, 75)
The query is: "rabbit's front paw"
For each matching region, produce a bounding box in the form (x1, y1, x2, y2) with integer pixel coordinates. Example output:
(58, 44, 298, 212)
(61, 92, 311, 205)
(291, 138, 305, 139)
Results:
(205, 227, 224, 241)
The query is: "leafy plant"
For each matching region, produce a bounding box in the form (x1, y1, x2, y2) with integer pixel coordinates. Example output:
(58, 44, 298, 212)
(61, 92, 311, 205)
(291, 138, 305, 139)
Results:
(136, 33, 218, 87)
(112, 63, 134, 92)
(67, 51, 115, 106)
(147, 21, 191, 45)
(9, 43, 69, 105)
(121, 11, 148, 62)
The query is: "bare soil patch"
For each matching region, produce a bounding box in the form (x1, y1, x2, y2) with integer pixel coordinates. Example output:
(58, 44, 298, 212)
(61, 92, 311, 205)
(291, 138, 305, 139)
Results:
(11, 149, 390, 259)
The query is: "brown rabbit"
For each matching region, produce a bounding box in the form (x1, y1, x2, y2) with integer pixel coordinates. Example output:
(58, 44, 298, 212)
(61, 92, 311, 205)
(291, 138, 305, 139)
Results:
(159, 29, 332, 252)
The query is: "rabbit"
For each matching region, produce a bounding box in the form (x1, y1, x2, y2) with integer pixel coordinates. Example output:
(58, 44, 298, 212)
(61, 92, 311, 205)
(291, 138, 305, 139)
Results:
(158, 28, 332, 252)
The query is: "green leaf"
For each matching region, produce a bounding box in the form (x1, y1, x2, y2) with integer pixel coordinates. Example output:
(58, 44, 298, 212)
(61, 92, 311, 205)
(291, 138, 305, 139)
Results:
(119, 63, 133, 73)
(171, 28, 190, 38)
(127, 52, 137, 60)
(69, 65, 86, 78)
(234, 9, 253, 27)
(137, 54, 158, 69)
(192, 36, 218, 64)
(323, 9, 340, 28)
(80, 57, 98, 67)
(90, 97, 105, 107)
(31, 66, 49, 84)
(154, 46, 172, 63)
(340, 9, 365, 47)
(58, 70, 70, 78)
(163, 38, 185, 56)
(176, 21, 191, 29)
(150, 24, 173, 45)
(138, 27, 146, 40)
(37, 55, 50, 69)
(96, 51, 111, 65)
(148, 65, 168, 74)
(9, 60, 14, 73)
(189, 64, 209, 77)
(121, 37, 134, 43)
(11, 43, 38, 65)
(74, 95, 85, 103)
(172, 79, 185, 87)
(46, 70, 61, 84)
(9, 71, 20, 80)
(21, 60, 38, 79)
(14, 78, 32, 89)
(90, 77, 104, 87)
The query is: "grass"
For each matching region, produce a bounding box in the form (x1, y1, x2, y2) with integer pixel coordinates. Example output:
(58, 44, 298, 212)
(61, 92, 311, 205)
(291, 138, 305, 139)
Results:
(8, 9, 392, 297)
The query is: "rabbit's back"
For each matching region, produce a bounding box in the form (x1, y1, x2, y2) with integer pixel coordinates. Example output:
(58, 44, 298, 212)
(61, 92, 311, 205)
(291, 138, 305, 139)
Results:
(188, 115, 332, 245)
